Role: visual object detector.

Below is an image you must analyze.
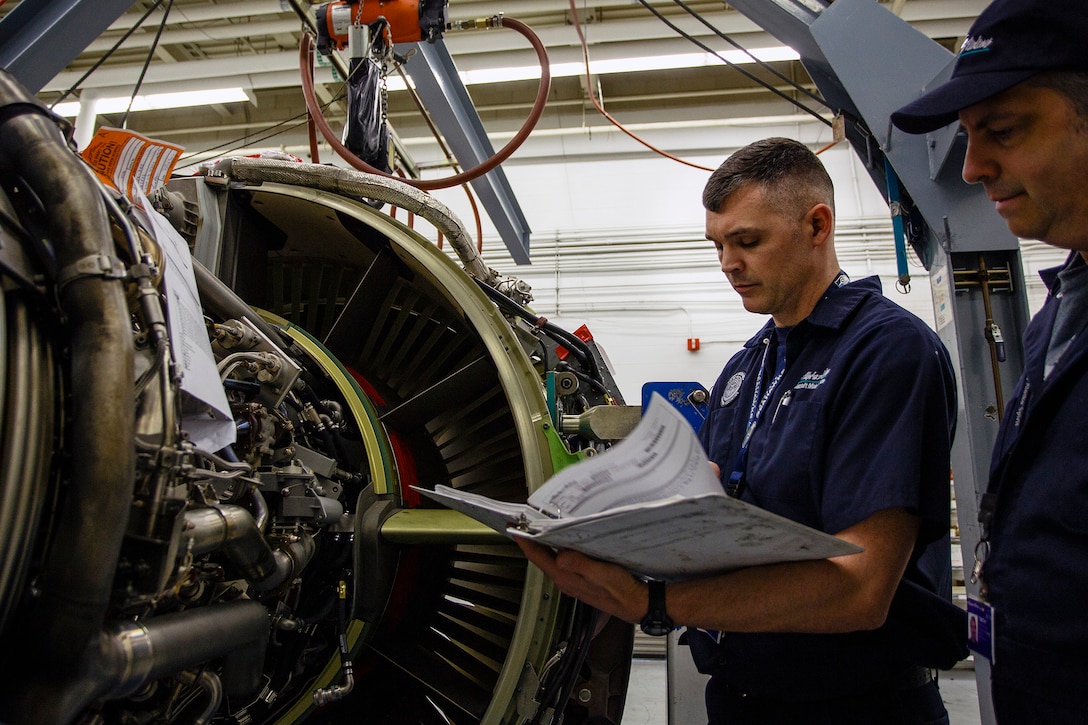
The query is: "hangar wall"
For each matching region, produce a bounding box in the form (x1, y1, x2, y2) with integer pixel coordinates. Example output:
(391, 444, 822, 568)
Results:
(421, 125, 1065, 402)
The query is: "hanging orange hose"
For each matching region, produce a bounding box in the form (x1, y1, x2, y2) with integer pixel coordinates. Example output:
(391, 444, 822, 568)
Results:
(299, 16, 551, 191)
(568, 0, 713, 173)
(304, 49, 321, 163)
(464, 183, 483, 253)
(396, 63, 484, 251)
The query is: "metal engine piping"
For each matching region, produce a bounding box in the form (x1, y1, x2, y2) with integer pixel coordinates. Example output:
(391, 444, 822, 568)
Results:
(183, 505, 317, 593)
(101, 599, 270, 700)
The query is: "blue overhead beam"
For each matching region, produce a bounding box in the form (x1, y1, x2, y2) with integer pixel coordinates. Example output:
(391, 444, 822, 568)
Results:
(396, 38, 532, 264)
(0, 0, 138, 93)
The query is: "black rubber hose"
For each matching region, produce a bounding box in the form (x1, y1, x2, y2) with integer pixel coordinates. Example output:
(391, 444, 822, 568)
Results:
(192, 256, 290, 346)
(0, 70, 136, 725)
(474, 278, 603, 383)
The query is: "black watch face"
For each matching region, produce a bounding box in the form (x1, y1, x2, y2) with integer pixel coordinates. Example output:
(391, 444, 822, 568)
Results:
(640, 618, 672, 637)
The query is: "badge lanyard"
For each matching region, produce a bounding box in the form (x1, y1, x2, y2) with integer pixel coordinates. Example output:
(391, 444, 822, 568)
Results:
(726, 335, 785, 498)
(723, 272, 848, 499)
(968, 380, 1033, 665)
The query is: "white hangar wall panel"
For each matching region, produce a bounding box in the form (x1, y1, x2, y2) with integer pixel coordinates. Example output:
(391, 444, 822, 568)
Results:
(422, 131, 1064, 403)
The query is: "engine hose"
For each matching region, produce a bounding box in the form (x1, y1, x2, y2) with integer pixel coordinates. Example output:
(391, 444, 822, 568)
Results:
(103, 599, 270, 700)
(550, 606, 600, 723)
(0, 70, 136, 725)
(212, 156, 496, 284)
(298, 381, 351, 462)
(531, 603, 599, 725)
(299, 16, 551, 191)
(473, 278, 603, 383)
(191, 256, 291, 346)
(555, 359, 610, 397)
(313, 578, 355, 706)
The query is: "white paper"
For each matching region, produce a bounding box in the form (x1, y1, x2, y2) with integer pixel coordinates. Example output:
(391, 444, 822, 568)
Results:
(527, 392, 722, 518)
(418, 394, 861, 582)
(132, 187, 236, 453)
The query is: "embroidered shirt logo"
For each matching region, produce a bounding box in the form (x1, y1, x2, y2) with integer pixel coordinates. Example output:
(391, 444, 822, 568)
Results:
(959, 35, 994, 57)
(794, 368, 831, 391)
(721, 372, 745, 406)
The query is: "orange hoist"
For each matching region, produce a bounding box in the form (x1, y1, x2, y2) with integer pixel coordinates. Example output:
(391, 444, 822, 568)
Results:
(315, 0, 448, 54)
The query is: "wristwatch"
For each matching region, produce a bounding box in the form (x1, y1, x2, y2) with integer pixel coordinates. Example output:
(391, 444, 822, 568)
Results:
(639, 580, 674, 636)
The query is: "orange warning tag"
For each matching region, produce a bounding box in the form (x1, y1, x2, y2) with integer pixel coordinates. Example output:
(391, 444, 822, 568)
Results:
(80, 127, 184, 203)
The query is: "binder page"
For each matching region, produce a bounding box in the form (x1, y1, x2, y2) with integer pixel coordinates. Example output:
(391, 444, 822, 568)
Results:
(516, 493, 862, 582)
(527, 393, 720, 518)
(418, 485, 545, 534)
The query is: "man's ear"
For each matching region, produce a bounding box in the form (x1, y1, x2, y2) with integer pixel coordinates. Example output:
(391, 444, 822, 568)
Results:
(806, 203, 834, 247)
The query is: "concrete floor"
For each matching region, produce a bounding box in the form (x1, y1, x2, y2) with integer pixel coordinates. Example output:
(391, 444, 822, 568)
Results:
(621, 659, 982, 724)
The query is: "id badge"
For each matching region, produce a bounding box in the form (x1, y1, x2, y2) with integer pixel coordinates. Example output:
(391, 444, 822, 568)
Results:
(967, 595, 995, 664)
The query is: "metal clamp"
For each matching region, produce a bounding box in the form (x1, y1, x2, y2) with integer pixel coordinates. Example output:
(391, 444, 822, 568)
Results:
(55, 253, 127, 293)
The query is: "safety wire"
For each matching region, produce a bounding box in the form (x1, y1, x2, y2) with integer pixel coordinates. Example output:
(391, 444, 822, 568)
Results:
(668, 0, 830, 111)
(120, 0, 175, 129)
(178, 17, 373, 167)
(633, 0, 833, 128)
(568, 0, 713, 173)
(178, 40, 379, 168)
(176, 108, 317, 167)
(49, 0, 166, 111)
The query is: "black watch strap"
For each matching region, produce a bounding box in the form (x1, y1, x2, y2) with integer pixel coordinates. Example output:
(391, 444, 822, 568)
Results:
(639, 580, 674, 636)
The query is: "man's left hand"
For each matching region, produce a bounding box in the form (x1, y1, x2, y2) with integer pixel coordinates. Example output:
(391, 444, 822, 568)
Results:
(515, 538, 647, 623)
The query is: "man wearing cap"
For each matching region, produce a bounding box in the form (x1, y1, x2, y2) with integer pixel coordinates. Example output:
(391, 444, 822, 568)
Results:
(893, 0, 1088, 721)
(519, 137, 963, 724)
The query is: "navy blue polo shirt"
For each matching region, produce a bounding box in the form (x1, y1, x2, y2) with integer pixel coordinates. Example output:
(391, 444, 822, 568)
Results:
(985, 253, 1088, 710)
(695, 276, 958, 699)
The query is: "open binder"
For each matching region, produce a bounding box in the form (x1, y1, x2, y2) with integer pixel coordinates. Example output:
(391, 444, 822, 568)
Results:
(419, 394, 861, 582)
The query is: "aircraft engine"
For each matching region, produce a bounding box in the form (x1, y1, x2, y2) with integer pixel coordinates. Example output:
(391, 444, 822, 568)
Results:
(0, 70, 632, 725)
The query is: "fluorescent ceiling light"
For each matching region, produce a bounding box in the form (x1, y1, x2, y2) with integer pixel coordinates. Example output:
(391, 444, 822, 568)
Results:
(384, 46, 799, 91)
(457, 46, 800, 87)
(52, 45, 797, 110)
(54, 87, 251, 117)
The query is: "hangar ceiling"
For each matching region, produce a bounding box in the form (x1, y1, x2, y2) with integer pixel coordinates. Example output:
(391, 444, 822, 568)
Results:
(1, 0, 983, 172)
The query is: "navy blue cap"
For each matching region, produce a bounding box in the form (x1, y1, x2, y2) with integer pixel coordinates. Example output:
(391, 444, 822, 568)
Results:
(892, 0, 1088, 134)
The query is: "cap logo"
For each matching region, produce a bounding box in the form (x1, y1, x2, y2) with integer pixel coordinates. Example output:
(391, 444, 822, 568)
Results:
(959, 35, 994, 57)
